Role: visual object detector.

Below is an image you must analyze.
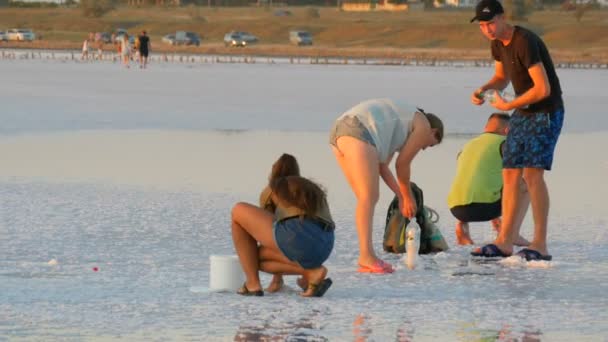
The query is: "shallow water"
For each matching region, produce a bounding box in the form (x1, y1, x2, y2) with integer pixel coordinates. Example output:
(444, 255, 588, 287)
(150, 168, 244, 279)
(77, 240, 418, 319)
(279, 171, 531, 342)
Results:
(0, 60, 607, 341)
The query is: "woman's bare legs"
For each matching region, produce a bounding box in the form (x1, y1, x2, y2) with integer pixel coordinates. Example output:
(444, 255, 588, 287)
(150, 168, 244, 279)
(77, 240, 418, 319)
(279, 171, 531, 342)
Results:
(258, 246, 328, 297)
(258, 246, 293, 293)
(332, 136, 385, 269)
(231, 202, 277, 292)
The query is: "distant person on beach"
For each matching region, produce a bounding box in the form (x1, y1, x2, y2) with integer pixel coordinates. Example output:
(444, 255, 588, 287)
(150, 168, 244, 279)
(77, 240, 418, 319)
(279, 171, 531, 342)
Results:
(112, 33, 120, 59)
(121, 34, 131, 68)
(137, 30, 151, 69)
(133, 35, 140, 63)
(81, 37, 89, 60)
(231, 175, 334, 297)
(96, 38, 103, 61)
(470, 0, 564, 261)
(80, 32, 94, 61)
(448, 113, 530, 246)
(329, 98, 443, 274)
(95, 33, 104, 60)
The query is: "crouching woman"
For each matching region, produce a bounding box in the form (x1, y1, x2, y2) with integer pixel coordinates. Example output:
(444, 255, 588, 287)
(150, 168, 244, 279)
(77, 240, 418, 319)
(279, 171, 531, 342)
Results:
(231, 175, 335, 297)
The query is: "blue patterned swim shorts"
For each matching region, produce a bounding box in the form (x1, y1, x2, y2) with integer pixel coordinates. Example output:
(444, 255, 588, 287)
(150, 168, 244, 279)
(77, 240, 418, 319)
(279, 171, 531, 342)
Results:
(503, 107, 565, 170)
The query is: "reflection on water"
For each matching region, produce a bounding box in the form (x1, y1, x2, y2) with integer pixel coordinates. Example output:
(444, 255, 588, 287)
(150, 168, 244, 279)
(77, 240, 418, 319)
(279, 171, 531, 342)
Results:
(353, 314, 372, 341)
(353, 314, 414, 342)
(234, 314, 328, 342)
(457, 323, 542, 342)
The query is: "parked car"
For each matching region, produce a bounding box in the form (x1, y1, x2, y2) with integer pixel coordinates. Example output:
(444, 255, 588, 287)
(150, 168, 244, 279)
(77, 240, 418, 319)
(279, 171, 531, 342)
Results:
(223, 32, 247, 47)
(162, 34, 176, 45)
(96, 32, 112, 44)
(6, 28, 36, 41)
(223, 31, 258, 47)
(274, 9, 292, 16)
(114, 29, 135, 45)
(234, 31, 258, 43)
(289, 30, 313, 46)
(162, 31, 201, 46)
(0, 31, 7, 42)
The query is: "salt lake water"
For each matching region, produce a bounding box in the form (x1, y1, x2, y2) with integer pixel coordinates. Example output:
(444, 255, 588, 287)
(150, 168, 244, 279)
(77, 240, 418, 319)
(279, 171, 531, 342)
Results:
(0, 57, 607, 341)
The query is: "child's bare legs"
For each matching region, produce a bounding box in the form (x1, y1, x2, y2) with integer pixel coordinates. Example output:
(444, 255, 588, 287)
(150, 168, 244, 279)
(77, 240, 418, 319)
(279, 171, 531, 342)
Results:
(455, 221, 474, 245)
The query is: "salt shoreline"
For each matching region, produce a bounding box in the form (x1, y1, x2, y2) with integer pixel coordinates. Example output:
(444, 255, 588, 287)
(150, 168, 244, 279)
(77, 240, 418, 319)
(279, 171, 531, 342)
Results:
(2, 47, 608, 70)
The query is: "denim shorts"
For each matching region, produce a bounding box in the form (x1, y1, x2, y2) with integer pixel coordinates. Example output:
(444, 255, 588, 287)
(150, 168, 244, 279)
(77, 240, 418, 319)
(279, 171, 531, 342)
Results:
(329, 115, 376, 148)
(503, 107, 564, 170)
(273, 217, 335, 269)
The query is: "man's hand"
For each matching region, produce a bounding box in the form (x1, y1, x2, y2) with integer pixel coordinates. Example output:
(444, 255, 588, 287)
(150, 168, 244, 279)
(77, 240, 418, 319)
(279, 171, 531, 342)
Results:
(471, 88, 485, 106)
(490, 94, 512, 111)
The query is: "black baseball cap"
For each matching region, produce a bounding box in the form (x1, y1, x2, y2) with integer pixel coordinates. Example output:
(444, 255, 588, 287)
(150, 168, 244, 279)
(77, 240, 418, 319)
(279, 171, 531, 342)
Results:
(470, 0, 504, 23)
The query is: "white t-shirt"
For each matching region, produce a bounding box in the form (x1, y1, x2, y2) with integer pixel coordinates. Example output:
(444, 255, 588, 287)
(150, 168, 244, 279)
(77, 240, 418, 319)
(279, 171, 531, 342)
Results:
(337, 98, 415, 163)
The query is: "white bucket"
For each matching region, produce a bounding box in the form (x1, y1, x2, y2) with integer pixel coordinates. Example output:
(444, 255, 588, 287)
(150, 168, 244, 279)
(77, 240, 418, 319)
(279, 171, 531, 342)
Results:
(209, 254, 245, 292)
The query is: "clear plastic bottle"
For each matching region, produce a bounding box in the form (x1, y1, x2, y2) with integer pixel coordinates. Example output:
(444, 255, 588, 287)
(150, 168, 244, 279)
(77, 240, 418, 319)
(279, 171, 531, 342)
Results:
(477, 89, 515, 103)
(404, 224, 420, 270)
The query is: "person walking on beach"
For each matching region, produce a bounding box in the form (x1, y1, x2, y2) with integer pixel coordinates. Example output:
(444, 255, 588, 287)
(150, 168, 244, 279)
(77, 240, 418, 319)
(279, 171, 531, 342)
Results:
(138, 30, 151, 69)
(96, 37, 104, 61)
(81, 36, 90, 60)
(448, 113, 530, 246)
(330, 98, 443, 273)
(470, 0, 564, 261)
(231, 175, 335, 297)
(121, 34, 131, 68)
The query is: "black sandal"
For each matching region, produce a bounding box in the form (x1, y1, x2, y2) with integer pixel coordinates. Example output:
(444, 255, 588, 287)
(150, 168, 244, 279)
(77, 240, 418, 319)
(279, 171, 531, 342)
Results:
(237, 283, 264, 297)
(305, 278, 333, 297)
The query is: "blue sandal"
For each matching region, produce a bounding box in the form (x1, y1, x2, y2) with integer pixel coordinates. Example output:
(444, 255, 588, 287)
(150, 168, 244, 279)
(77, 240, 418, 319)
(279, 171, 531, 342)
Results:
(516, 248, 552, 261)
(470, 244, 511, 258)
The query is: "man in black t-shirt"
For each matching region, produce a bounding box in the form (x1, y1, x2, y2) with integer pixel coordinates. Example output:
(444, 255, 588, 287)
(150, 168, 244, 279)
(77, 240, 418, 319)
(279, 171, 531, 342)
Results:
(469, 0, 564, 262)
(138, 30, 151, 69)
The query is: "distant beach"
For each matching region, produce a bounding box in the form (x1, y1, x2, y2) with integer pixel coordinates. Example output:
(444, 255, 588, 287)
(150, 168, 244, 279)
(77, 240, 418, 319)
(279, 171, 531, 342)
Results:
(1, 6, 608, 65)
(2, 47, 608, 70)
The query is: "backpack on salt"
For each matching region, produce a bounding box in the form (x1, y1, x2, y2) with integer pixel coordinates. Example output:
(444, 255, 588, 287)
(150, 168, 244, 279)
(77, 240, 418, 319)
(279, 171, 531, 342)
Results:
(382, 182, 449, 254)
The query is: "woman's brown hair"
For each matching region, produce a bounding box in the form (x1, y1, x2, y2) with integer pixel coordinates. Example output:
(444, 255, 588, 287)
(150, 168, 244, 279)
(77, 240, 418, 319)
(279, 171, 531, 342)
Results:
(417, 107, 444, 144)
(270, 176, 327, 217)
(269, 153, 300, 181)
(425, 112, 444, 144)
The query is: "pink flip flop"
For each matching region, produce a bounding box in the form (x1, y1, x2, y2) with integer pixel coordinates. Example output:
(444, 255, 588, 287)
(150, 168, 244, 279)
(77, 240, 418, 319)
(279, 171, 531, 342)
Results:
(357, 260, 395, 274)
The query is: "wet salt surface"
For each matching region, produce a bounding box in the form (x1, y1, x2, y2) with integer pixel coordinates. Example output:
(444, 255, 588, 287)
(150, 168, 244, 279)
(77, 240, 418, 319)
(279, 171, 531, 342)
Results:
(1, 178, 606, 341)
(0, 60, 607, 341)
